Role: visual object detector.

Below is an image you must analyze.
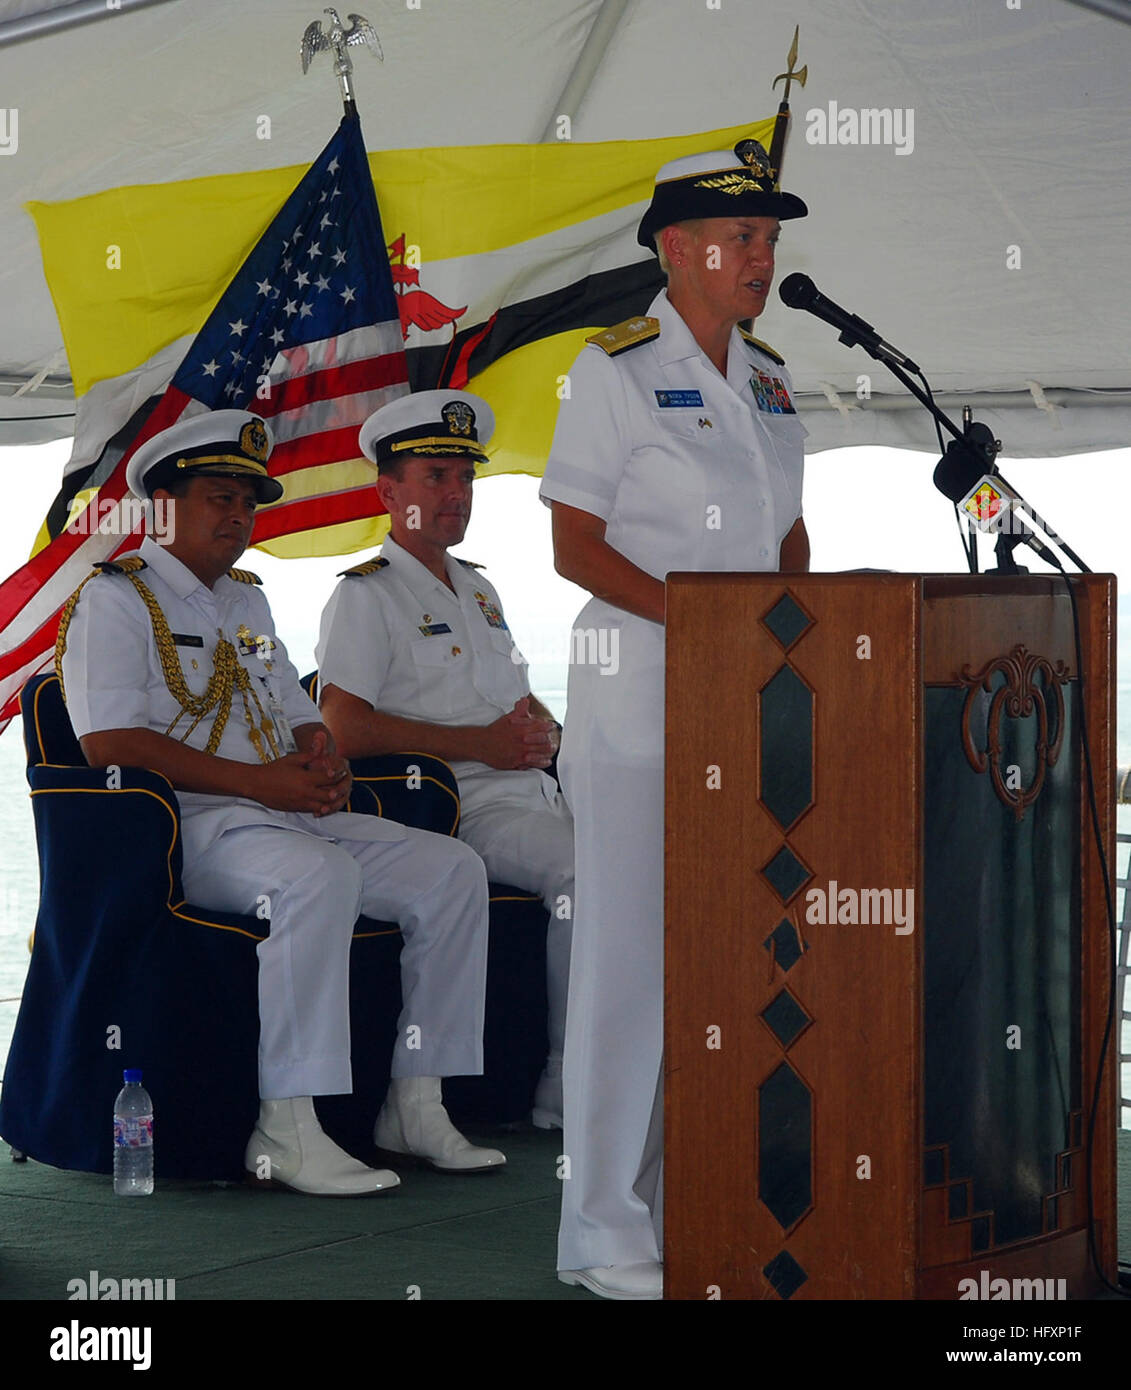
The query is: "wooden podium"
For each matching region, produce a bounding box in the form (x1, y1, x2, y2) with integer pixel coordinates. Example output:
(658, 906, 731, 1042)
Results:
(664, 573, 1117, 1300)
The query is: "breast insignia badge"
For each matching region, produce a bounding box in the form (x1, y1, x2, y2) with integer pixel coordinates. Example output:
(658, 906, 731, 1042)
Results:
(473, 591, 508, 630)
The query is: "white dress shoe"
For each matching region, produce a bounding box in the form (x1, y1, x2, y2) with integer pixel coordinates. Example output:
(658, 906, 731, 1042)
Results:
(530, 1064, 563, 1130)
(245, 1097, 400, 1196)
(558, 1263, 663, 1300)
(374, 1077, 507, 1173)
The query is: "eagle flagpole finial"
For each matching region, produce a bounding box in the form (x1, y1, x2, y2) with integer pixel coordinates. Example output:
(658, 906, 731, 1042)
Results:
(301, 9, 383, 115)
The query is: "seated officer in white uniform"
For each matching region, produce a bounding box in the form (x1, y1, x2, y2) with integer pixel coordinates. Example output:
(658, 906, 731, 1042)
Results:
(540, 141, 810, 1298)
(58, 410, 505, 1195)
(316, 390, 573, 1128)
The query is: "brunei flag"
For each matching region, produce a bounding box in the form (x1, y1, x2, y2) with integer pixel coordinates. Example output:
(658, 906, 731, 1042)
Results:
(34, 114, 771, 527)
(0, 115, 773, 726)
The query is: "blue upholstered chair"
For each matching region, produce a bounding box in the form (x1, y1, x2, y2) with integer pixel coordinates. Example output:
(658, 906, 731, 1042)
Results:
(0, 672, 548, 1181)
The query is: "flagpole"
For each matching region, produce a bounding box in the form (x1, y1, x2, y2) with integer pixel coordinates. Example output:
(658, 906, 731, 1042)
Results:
(768, 25, 808, 187)
(300, 8, 384, 119)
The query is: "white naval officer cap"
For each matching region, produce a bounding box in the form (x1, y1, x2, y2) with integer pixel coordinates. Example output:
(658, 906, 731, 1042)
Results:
(358, 389, 495, 472)
(125, 410, 282, 503)
(637, 139, 809, 251)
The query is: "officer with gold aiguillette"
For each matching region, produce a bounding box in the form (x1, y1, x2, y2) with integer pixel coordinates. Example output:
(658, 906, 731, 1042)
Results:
(58, 410, 505, 1195)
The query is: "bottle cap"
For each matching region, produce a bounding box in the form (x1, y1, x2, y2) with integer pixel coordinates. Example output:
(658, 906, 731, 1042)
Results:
(123, 1069, 143, 1084)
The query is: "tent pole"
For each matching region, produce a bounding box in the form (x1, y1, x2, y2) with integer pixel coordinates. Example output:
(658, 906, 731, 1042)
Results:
(0, 0, 175, 49)
(539, 0, 631, 141)
(1060, 0, 1131, 23)
(794, 387, 1131, 415)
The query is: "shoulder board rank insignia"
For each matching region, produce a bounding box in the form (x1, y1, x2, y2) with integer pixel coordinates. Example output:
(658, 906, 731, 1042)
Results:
(586, 316, 661, 357)
(738, 328, 786, 367)
(93, 556, 147, 576)
(456, 558, 484, 570)
(226, 567, 263, 585)
(339, 555, 389, 578)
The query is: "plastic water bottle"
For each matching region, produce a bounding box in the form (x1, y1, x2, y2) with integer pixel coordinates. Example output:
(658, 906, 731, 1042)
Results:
(113, 1069, 154, 1196)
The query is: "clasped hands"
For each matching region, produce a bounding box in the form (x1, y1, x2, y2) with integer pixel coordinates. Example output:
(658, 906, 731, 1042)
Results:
(480, 697, 559, 771)
(253, 729, 352, 816)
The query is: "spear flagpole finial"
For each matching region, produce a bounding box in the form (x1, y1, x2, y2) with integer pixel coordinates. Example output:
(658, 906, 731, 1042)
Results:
(768, 24, 807, 188)
(301, 9, 384, 116)
(772, 24, 808, 105)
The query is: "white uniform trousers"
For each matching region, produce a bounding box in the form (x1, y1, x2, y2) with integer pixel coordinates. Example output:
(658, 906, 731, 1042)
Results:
(455, 768, 574, 1059)
(556, 603, 666, 1271)
(179, 811, 489, 1100)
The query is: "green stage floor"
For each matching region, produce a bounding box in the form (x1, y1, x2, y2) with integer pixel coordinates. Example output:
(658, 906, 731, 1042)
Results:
(2, 1127, 1129, 1302)
(0, 1126, 581, 1301)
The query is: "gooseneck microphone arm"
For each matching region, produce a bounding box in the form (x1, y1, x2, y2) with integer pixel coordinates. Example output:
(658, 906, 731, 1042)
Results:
(778, 273, 1092, 574)
(779, 274, 965, 445)
(778, 272, 923, 375)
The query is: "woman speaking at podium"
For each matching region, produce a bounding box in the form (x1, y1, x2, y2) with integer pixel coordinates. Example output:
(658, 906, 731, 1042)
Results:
(539, 140, 810, 1300)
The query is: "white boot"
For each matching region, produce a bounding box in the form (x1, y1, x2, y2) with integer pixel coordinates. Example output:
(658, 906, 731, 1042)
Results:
(374, 1077, 507, 1173)
(531, 1054, 563, 1130)
(245, 1097, 400, 1196)
(558, 1263, 663, 1300)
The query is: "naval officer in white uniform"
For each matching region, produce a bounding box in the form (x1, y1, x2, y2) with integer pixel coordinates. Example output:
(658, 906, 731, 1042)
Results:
(540, 141, 811, 1298)
(58, 410, 505, 1195)
(316, 391, 573, 1128)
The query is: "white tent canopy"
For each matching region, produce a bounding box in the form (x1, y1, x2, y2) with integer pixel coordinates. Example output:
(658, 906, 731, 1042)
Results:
(1, 0, 1129, 457)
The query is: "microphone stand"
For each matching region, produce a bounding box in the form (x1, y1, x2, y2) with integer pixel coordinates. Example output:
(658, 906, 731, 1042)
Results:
(861, 352, 979, 573)
(849, 347, 1091, 576)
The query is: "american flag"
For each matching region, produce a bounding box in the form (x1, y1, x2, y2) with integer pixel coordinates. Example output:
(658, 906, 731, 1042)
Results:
(0, 114, 408, 727)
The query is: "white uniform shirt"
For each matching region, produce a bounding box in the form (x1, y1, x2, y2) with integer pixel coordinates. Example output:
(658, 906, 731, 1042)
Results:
(316, 535, 532, 784)
(63, 536, 318, 756)
(539, 288, 806, 573)
(57, 535, 390, 853)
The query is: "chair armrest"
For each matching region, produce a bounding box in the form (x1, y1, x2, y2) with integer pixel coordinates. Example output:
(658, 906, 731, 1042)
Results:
(27, 763, 187, 912)
(348, 753, 461, 836)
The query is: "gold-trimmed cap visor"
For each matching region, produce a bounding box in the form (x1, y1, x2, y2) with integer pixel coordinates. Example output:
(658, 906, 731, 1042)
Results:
(637, 143, 808, 251)
(126, 410, 282, 503)
(359, 389, 495, 470)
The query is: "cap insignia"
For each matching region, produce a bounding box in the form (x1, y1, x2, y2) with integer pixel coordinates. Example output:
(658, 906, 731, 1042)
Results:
(441, 401, 475, 438)
(734, 138, 773, 176)
(240, 418, 270, 462)
(694, 169, 767, 196)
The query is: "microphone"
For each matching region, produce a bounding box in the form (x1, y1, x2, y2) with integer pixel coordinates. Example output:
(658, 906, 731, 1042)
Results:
(779, 273, 921, 374)
(932, 429, 1063, 571)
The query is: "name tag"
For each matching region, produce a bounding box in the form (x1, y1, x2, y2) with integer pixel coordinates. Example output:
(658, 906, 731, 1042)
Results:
(419, 622, 453, 636)
(655, 389, 704, 408)
(171, 632, 203, 648)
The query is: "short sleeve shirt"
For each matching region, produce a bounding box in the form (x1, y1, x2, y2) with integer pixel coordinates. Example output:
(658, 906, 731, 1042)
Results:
(316, 536, 531, 779)
(539, 289, 806, 577)
(62, 535, 319, 764)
